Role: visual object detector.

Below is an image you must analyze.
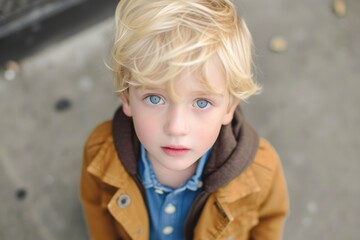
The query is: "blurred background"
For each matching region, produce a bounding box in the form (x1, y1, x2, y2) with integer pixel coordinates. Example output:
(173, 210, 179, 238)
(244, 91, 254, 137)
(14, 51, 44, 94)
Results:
(0, 0, 359, 239)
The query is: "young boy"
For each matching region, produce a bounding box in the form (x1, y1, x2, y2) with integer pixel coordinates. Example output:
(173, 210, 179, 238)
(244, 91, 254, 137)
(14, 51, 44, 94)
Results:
(80, 0, 289, 239)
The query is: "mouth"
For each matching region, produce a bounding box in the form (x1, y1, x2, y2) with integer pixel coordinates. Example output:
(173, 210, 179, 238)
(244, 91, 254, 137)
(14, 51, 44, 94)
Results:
(161, 146, 190, 157)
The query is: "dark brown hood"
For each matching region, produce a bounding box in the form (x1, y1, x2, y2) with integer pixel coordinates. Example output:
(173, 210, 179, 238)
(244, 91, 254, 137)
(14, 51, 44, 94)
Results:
(112, 106, 259, 193)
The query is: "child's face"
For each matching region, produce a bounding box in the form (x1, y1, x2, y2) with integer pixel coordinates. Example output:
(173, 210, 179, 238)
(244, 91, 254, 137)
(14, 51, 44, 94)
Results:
(121, 60, 238, 173)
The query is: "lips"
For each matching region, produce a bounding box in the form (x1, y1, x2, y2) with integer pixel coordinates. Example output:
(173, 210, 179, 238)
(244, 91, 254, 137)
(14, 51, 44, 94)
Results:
(161, 146, 190, 157)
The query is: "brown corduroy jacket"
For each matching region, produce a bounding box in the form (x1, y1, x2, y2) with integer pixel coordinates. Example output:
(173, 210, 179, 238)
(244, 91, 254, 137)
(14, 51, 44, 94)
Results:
(80, 107, 289, 240)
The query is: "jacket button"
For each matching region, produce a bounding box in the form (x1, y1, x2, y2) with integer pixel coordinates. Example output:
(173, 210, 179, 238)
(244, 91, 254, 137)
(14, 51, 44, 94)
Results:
(117, 194, 131, 208)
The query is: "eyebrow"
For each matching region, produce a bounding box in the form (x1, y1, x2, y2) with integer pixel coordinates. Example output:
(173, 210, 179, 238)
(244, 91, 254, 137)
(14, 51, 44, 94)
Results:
(134, 86, 166, 95)
(142, 86, 166, 92)
(190, 90, 224, 98)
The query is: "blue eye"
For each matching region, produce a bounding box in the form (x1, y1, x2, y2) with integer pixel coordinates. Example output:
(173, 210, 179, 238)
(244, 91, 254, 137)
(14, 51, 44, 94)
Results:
(146, 95, 164, 105)
(195, 99, 210, 109)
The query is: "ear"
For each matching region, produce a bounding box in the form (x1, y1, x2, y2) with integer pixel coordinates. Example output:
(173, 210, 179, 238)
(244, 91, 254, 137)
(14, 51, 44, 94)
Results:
(120, 92, 132, 117)
(222, 102, 239, 125)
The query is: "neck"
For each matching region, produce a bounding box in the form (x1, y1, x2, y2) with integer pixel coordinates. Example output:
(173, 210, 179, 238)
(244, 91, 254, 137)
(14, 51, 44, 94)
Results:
(151, 162, 197, 189)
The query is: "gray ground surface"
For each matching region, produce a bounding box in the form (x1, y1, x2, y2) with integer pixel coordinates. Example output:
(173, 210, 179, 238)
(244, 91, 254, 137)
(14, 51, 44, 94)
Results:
(0, 0, 359, 239)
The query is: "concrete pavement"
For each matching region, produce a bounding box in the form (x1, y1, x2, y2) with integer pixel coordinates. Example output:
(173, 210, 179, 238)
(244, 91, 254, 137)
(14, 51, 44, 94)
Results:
(0, 0, 359, 239)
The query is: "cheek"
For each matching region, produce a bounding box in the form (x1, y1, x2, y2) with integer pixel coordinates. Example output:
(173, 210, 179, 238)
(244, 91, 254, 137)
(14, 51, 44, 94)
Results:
(132, 114, 158, 144)
(194, 120, 223, 146)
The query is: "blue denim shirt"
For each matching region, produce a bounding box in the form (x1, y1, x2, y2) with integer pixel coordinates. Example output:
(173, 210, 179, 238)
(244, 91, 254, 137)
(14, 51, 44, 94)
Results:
(138, 145, 210, 240)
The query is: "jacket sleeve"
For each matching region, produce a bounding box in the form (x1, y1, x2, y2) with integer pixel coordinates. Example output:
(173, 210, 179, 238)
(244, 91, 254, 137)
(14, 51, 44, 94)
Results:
(250, 146, 289, 240)
(80, 126, 119, 240)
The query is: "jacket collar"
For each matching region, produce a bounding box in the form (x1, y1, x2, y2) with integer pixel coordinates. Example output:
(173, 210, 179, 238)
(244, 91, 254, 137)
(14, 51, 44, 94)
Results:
(215, 165, 261, 203)
(86, 135, 128, 188)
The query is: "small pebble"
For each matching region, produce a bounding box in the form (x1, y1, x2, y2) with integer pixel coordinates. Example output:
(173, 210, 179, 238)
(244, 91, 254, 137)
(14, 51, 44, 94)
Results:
(55, 98, 72, 112)
(269, 36, 287, 53)
(4, 69, 16, 81)
(332, 0, 347, 17)
(16, 188, 27, 201)
(4, 61, 20, 81)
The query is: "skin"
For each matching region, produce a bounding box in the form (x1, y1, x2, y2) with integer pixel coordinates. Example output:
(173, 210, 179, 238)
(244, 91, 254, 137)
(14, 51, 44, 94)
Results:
(121, 60, 238, 188)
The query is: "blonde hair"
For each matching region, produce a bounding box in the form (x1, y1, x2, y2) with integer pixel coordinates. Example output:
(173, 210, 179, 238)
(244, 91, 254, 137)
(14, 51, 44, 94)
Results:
(111, 0, 261, 102)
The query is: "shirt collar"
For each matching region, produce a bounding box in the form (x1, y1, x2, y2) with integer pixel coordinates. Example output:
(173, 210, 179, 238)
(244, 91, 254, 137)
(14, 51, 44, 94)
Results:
(138, 145, 211, 192)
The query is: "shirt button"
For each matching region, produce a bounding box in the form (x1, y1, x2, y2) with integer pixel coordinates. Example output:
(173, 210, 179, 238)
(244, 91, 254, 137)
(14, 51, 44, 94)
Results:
(198, 181, 203, 188)
(164, 204, 176, 214)
(162, 226, 173, 235)
(155, 188, 164, 194)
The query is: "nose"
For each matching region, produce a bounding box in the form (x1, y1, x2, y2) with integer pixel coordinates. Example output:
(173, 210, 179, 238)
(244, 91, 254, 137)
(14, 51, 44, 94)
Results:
(164, 106, 189, 136)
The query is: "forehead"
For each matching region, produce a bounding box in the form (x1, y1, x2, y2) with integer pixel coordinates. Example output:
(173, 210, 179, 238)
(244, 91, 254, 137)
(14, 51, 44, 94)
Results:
(140, 60, 227, 97)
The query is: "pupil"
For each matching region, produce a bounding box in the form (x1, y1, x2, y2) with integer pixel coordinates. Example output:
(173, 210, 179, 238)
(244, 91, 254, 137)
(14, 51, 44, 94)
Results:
(150, 96, 160, 104)
(197, 100, 207, 108)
